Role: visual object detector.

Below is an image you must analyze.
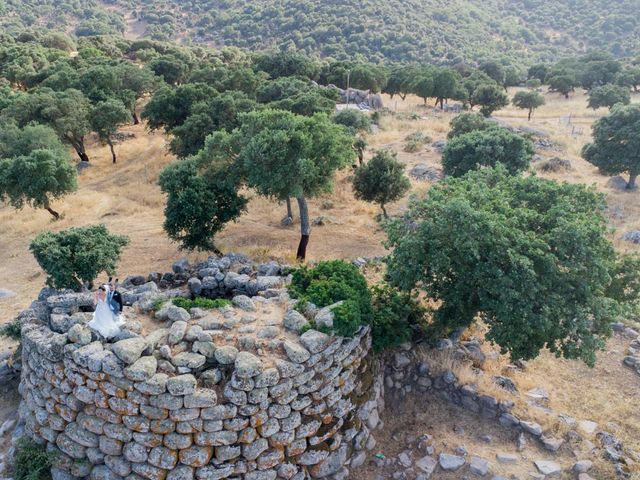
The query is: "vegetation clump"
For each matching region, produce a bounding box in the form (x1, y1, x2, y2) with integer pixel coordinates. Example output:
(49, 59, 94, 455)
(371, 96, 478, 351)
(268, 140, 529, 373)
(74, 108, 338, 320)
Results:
(29, 224, 129, 290)
(385, 166, 640, 366)
(442, 126, 534, 177)
(352, 150, 410, 218)
(582, 103, 640, 189)
(403, 131, 432, 152)
(370, 285, 425, 352)
(13, 437, 55, 480)
(172, 297, 232, 310)
(290, 260, 373, 337)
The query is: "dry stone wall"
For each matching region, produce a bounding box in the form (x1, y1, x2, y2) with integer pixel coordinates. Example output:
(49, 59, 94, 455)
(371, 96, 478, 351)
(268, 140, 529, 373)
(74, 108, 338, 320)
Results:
(17, 255, 383, 480)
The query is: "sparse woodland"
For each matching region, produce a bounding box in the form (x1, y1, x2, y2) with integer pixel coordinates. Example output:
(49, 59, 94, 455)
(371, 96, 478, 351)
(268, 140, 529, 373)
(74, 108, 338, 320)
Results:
(1, 4, 640, 480)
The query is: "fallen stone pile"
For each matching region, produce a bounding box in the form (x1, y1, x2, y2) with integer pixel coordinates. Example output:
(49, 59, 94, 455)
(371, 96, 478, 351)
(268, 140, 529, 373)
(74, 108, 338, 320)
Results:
(15, 255, 384, 480)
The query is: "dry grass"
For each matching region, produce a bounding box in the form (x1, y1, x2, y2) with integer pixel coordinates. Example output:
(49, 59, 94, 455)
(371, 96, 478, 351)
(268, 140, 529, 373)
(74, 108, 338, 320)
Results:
(0, 90, 639, 474)
(351, 390, 607, 480)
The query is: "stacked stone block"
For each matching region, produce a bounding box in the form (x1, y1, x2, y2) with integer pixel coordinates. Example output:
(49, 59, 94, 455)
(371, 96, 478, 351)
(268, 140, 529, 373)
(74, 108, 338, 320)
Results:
(17, 256, 382, 480)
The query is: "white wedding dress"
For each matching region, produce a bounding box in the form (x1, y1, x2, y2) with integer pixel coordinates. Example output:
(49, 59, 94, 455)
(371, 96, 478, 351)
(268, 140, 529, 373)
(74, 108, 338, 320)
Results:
(88, 285, 125, 339)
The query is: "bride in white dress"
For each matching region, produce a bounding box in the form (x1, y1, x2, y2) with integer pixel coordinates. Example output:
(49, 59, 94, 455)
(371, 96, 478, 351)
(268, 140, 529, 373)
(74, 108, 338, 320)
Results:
(87, 284, 125, 339)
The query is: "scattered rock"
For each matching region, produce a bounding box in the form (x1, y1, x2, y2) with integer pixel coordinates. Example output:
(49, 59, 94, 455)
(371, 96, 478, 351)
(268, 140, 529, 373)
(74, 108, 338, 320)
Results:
(496, 453, 518, 464)
(469, 457, 490, 476)
(409, 164, 443, 182)
(578, 420, 598, 435)
(534, 460, 562, 476)
(438, 453, 465, 471)
(621, 231, 640, 244)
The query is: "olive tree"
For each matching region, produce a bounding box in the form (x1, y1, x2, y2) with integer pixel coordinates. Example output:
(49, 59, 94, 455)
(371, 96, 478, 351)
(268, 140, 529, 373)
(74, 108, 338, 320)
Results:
(582, 103, 640, 189)
(442, 127, 534, 177)
(385, 166, 638, 366)
(512, 90, 545, 120)
(90, 98, 131, 163)
(472, 83, 509, 117)
(158, 138, 248, 252)
(0, 123, 77, 219)
(587, 84, 631, 110)
(352, 150, 410, 218)
(235, 110, 355, 259)
(30, 224, 129, 290)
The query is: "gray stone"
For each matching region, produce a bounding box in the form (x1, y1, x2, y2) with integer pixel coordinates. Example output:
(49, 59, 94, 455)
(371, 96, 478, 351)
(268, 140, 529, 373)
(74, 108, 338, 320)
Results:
(520, 421, 542, 436)
(214, 346, 238, 364)
(235, 352, 263, 378)
(415, 456, 437, 477)
(167, 374, 197, 395)
(188, 278, 202, 296)
(192, 341, 216, 358)
(496, 453, 518, 464)
(169, 321, 188, 345)
(314, 302, 343, 329)
(300, 330, 331, 354)
(124, 356, 157, 381)
(572, 460, 593, 474)
(470, 457, 490, 476)
(258, 326, 279, 339)
(68, 324, 92, 345)
(172, 352, 206, 369)
(112, 337, 148, 364)
(534, 460, 562, 476)
(283, 341, 311, 363)
(283, 310, 309, 333)
(439, 453, 465, 471)
(542, 436, 564, 452)
(232, 295, 256, 311)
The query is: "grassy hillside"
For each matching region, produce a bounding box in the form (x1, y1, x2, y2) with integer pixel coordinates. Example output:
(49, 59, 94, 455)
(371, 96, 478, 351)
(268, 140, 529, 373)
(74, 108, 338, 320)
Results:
(1, 0, 639, 65)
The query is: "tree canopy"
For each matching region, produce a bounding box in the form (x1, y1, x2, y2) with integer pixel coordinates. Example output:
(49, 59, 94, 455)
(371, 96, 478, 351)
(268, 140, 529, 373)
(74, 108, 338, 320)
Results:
(582, 103, 640, 189)
(30, 225, 129, 290)
(442, 127, 534, 177)
(587, 84, 631, 110)
(512, 90, 545, 120)
(385, 166, 638, 366)
(353, 150, 410, 218)
(0, 123, 76, 219)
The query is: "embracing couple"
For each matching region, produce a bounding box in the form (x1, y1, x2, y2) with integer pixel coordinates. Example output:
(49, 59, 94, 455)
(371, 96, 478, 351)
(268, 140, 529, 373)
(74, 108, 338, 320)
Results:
(87, 280, 125, 339)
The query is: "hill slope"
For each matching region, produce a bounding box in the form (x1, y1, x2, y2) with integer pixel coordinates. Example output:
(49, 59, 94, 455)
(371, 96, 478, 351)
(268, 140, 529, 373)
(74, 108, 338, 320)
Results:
(1, 0, 639, 64)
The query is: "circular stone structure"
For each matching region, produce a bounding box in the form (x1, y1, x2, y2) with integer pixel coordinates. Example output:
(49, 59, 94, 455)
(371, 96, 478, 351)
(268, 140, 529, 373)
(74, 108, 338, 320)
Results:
(17, 255, 382, 480)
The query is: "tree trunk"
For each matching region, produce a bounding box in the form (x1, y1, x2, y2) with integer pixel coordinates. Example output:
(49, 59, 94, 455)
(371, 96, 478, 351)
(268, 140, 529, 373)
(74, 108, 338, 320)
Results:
(627, 173, 638, 190)
(380, 203, 388, 219)
(132, 111, 140, 125)
(70, 137, 89, 162)
(400, 93, 407, 101)
(286, 197, 293, 220)
(108, 139, 117, 164)
(295, 196, 310, 261)
(434, 98, 439, 107)
(528, 108, 532, 121)
(44, 202, 60, 220)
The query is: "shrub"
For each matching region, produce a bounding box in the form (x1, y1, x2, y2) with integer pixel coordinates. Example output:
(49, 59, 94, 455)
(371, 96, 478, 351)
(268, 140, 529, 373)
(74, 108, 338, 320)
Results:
(332, 109, 372, 133)
(0, 318, 22, 341)
(172, 297, 232, 310)
(352, 150, 410, 218)
(14, 438, 55, 480)
(403, 131, 432, 152)
(442, 127, 534, 177)
(371, 285, 426, 352)
(447, 112, 491, 139)
(29, 225, 129, 290)
(290, 260, 372, 337)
